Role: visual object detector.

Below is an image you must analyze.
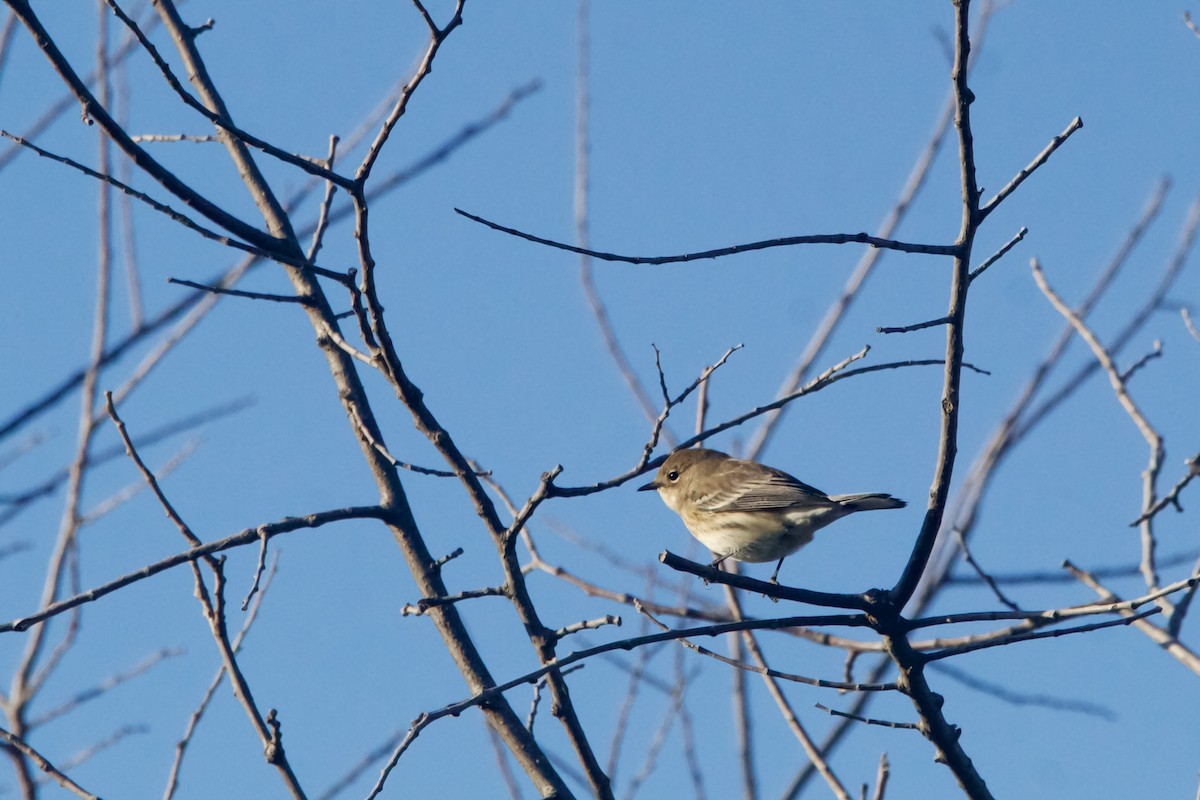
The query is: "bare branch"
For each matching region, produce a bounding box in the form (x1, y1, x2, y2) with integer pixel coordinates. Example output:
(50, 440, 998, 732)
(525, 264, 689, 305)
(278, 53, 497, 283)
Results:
(1185, 10, 1200, 38)
(1031, 257, 1168, 593)
(721, 587, 853, 800)
(4, 2, 281, 249)
(925, 608, 1161, 662)
(167, 277, 312, 305)
(400, 586, 510, 616)
(872, 754, 890, 800)
(1, 506, 387, 634)
(0, 725, 100, 800)
(131, 133, 219, 143)
(979, 117, 1084, 219)
(877, 316, 951, 335)
(745, 0, 1008, 461)
(0, 130, 285, 263)
(928, 661, 1115, 720)
(1065, 561, 1200, 675)
(1183, 307, 1200, 342)
(165, 553, 280, 800)
(553, 615, 621, 640)
(954, 529, 1021, 612)
(455, 207, 957, 264)
(814, 704, 918, 731)
(1130, 455, 1200, 526)
(355, 0, 466, 183)
(636, 602, 895, 692)
(1118, 339, 1163, 383)
(969, 226, 1028, 281)
(30, 647, 185, 728)
(101, 0, 353, 187)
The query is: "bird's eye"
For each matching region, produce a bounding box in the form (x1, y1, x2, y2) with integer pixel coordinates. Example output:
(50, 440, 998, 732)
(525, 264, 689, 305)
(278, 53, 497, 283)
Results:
(667, 470, 679, 482)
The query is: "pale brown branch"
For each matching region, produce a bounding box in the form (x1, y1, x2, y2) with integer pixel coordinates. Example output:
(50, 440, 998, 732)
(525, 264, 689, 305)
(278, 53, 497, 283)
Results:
(1031, 257, 1168, 594)
(1130, 455, 1200, 526)
(1185, 10, 1200, 38)
(1064, 561, 1200, 675)
(1183, 307, 1200, 342)
(130, 133, 218, 143)
(400, 586, 510, 616)
(928, 661, 1114, 720)
(872, 754, 890, 800)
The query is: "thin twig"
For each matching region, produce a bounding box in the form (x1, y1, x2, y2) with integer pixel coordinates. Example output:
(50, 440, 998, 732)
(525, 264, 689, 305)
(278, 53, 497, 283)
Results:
(166, 277, 312, 305)
(979, 118, 1084, 219)
(1064, 561, 1200, 675)
(723, 589, 852, 800)
(1031, 257, 1167, 594)
(1118, 340, 1163, 383)
(1130, 455, 1200, 526)
(131, 133, 219, 143)
(30, 646, 184, 728)
(0, 130, 283, 264)
(456, 207, 957, 263)
(102, 0, 352, 187)
(815, 704, 918, 731)
(1185, 10, 1200, 38)
(573, 2, 665, 440)
(954, 529, 1021, 612)
(872, 754, 890, 800)
(400, 586, 509, 616)
(969, 226, 1028, 281)
(164, 552, 280, 800)
(2, 505, 386, 634)
(355, 0, 465, 184)
(1183, 307, 1200, 342)
(636, 602, 895, 692)
(928, 661, 1114, 720)
(877, 316, 951, 335)
(925, 608, 1161, 661)
(0, 726, 100, 800)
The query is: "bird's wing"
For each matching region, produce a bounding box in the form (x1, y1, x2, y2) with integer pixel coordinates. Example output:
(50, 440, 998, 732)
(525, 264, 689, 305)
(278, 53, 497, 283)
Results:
(693, 462, 833, 513)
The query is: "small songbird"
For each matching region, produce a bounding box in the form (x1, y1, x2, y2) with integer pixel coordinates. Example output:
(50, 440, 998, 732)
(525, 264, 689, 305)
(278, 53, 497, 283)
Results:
(639, 448, 905, 583)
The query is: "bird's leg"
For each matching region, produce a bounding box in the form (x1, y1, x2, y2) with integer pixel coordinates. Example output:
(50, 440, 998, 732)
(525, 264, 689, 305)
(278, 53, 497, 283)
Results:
(709, 553, 731, 570)
(769, 557, 785, 584)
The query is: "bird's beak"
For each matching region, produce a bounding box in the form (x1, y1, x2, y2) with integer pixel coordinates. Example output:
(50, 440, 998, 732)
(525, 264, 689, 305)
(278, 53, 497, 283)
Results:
(637, 479, 658, 492)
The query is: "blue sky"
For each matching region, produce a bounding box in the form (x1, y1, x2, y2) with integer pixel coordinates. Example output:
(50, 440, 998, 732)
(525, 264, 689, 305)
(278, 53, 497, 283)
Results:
(3, 2, 1200, 798)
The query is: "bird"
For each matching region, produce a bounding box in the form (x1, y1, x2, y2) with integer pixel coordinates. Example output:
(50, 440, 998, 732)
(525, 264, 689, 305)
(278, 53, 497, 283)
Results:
(638, 448, 905, 583)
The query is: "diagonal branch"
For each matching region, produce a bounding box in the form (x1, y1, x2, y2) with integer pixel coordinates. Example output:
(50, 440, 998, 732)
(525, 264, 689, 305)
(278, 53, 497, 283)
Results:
(4, 0, 281, 250)
(979, 117, 1083, 219)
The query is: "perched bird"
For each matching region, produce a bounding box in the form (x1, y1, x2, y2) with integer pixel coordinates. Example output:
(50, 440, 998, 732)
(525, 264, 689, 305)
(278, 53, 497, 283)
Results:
(639, 448, 905, 583)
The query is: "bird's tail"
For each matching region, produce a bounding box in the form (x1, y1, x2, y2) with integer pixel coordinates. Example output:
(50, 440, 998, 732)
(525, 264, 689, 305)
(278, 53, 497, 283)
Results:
(830, 493, 906, 512)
